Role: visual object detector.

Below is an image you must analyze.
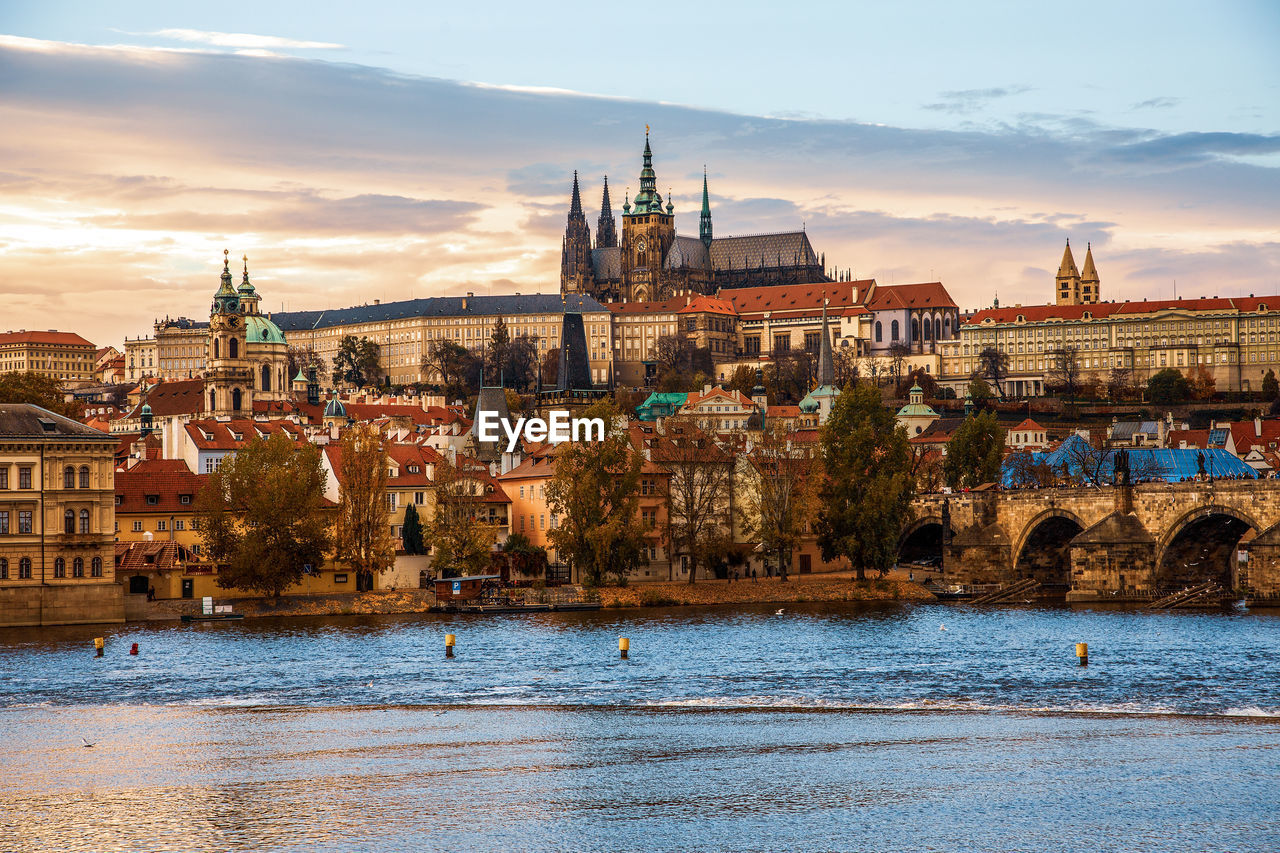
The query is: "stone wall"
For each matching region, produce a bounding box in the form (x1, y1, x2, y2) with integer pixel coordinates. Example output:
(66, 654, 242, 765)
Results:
(0, 583, 124, 627)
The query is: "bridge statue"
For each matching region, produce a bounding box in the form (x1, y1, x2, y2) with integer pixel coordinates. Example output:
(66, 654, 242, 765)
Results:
(1113, 448, 1130, 488)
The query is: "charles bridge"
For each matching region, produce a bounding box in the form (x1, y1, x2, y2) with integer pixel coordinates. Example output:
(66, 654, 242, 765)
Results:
(902, 479, 1280, 601)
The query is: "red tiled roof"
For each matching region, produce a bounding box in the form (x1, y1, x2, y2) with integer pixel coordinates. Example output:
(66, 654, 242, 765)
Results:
(865, 282, 957, 311)
(114, 540, 195, 573)
(1010, 418, 1045, 432)
(126, 378, 205, 418)
(0, 330, 95, 347)
(722, 280, 869, 316)
(678, 295, 737, 316)
(184, 418, 304, 450)
(115, 459, 208, 513)
(967, 294, 1280, 326)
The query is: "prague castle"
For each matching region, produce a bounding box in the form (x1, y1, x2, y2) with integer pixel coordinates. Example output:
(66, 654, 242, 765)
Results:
(561, 132, 829, 303)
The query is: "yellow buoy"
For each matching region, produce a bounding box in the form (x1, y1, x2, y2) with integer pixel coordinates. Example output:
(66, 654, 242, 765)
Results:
(619, 637, 630, 659)
(445, 633, 456, 658)
(93, 637, 104, 658)
(1076, 642, 1089, 666)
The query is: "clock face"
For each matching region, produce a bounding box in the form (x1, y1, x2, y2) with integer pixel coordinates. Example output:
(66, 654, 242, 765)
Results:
(636, 238, 647, 253)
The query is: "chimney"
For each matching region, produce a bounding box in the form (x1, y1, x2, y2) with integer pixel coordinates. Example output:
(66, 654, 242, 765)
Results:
(1256, 416, 1263, 438)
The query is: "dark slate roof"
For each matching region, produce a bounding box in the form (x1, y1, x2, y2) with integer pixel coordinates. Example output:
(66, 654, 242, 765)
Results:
(709, 232, 819, 270)
(471, 386, 512, 461)
(592, 247, 621, 282)
(665, 236, 710, 271)
(0, 404, 113, 439)
(271, 293, 609, 332)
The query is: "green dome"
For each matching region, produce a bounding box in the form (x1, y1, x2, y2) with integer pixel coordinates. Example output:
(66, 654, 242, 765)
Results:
(246, 314, 287, 345)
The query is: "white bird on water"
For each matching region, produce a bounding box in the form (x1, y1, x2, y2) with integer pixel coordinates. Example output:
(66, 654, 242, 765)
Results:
(939, 624, 947, 632)
(80, 737, 94, 748)
(434, 710, 447, 717)
(775, 608, 784, 615)
(366, 681, 373, 688)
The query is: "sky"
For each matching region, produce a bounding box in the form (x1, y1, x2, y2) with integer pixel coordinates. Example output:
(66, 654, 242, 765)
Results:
(1, 1, 1278, 348)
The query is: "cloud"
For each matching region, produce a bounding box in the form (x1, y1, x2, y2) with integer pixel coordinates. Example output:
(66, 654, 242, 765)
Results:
(122, 29, 345, 50)
(1, 37, 1277, 347)
(923, 85, 1033, 114)
(1131, 96, 1182, 111)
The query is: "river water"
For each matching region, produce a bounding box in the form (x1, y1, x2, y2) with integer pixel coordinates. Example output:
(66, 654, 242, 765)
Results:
(1, 602, 1278, 852)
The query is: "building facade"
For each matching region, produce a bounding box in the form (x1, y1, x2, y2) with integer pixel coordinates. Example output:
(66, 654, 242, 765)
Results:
(0, 330, 96, 384)
(0, 404, 118, 626)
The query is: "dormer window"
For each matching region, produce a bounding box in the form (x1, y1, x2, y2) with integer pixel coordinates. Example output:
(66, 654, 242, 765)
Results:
(145, 495, 159, 505)
(180, 494, 191, 504)
(231, 432, 244, 441)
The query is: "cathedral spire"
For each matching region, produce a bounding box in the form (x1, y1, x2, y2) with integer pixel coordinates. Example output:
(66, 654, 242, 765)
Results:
(1057, 238, 1079, 278)
(631, 129, 663, 214)
(596, 175, 617, 248)
(568, 170, 585, 221)
(699, 168, 713, 248)
(817, 291, 835, 387)
(1080, 241, 1100, 303)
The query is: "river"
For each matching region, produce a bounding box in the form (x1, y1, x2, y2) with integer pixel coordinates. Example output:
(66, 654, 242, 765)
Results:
(2, 602, 1278, 852)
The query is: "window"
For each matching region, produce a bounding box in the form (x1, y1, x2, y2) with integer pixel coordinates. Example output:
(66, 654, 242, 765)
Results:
(0, 558, 6, 579)
(19, 511, 31, 534)
(73, 557, 84, 578)
(65, 509, 76, 534)
(0, 511, 7, 534)
(19, 557, 32, 579)
(91, 557, 103, 578)
(180, 495, 191, 505)
(54, 557, 66, 578)
(146, 495, 158, 505)
(19, 467, 31, 489)
(157, 520, 167, 531)
(0, 468, 7, 489)
(132, 521, 143, 532)
(891, 320, 900, 341)
(175, 520, 185, 531)
(79, 466, 90, 489)
(64, 466, 75, 489)
(80, 509, 90, 534)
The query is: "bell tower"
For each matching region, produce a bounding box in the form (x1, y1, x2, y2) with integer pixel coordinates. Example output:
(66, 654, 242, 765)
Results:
(619, 129, 676, 302)
(205, 250, 251, 417)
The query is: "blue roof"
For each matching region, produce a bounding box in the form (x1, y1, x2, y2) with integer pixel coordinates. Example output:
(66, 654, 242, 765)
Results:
(271, 293, 609, 332)
(1005, 433, 1257, 485)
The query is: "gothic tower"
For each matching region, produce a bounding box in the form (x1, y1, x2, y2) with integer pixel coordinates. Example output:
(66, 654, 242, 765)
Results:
(1079, 242, 1101, 304)
(560, 171, 595, 296)
(1055, 239, 1082, 306)
(699, 169, 713, 249)
(596, 176, 617, 248)
(619, 130, 677, 302)
(206, 249, 251, 417)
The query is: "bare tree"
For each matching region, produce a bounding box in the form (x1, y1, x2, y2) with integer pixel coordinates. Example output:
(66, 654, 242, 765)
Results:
(909, 445, 946, 493)
(743, 424, 819, 581)
(1106, 366, 1134, 402)
(887, 342, 911, 388)
(655, 416, 736, 583)
(978, 347, 1009, 399)
(1045, 345, 1084, 405)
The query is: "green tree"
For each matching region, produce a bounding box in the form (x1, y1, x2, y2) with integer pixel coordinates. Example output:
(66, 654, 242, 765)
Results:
(401, 502, 425, 555)
(1263, 369, 1279, 401)
(333, 424, 395, 590)
(1147, 368, 1190, 404)
(944, 411, 1006, 488)
(194, 434, 333, 597)
(332, 335, 382, 388)
(546, 398, 649, 585)
(421, 339, 480, 400)
(815, 384, 915, 580)
(0, 371, 83, 418)
(966, 378, 994, 407)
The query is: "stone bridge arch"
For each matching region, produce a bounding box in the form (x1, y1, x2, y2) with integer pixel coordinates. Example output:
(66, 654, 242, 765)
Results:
(1011, 508, 1088, 592)
(1154, 504, 1261, 592)
(897, 515, 952, 567)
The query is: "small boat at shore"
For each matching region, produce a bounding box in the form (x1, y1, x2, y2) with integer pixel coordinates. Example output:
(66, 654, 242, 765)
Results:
(181, 612, 245, 622)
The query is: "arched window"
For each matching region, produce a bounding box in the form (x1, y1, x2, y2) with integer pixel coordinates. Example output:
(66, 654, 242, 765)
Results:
(19, 557, 32, 579)
(231, 388, 243, 412)
(79, 509, 90, 533)
(73, 557, 84, 578)
(64, 466, 75, 489)
(213, 338, 220, 359)
(934, 318, 942, 340)
(0, 558, 7, 580)
(912, 318, 921, 340)
(874, 322, 883, 343)
(91, 556, 103, 577)
(229, 338, 239, 358)
(891, 320, 900, 341)
(261, 364, 271, 391)
(944, 315, 952, 337)
(210, 389, 217, 411)
(79, 466, 90, 489)
(54, 557, 66, 578)
(64, 509, 75, 534)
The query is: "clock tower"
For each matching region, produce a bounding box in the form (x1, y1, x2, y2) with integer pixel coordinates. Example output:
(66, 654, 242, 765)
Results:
(619, 131, 676, 302)
(205, 250, 252, 417)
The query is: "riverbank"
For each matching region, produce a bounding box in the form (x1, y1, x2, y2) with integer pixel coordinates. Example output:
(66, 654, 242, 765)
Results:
(141, 589, 437, 621)
(598, 575, 936, 608)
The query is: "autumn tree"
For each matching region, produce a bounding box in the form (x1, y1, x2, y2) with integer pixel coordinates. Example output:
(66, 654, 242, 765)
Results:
(909, 445, 945, 493)
(943, 411, 1006, 489)
(425, 458, 493, 577)
(743, 423, 819, 581)
(546, 399, 649, 585)
(334, 424, 396, 591)
(421, 339, 480, 400)
(977, 347, 1009, 399)
(1263, 369, 1279, 401)
(1187, 365, 1216, 401)
(1046, 346, 1084, 405)
(656, 415, 736, 583)
(194, 434, 333, 597)
(815, 384, 915, 580)
(540, 346, 559, 389)
(0, 371, 83, 418)
(287, 345, 323, 382)
(332, 335, 383, 389)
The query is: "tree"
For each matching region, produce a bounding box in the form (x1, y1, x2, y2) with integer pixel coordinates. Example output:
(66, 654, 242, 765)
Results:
(501, 335, 540, 392)
(287, 345, 323, 382)
(656, 415, 736, 583)
(425, 458, 492, 577)
(724, 364, 757, 398)
(0, 371, 83, 418)
(546, 398, 649, 585)
(540, 347, 559, 390)
(816, 385, 915, 580)
(765, 350, 814, 403)
(743, 423, 819, 581)
(909, 445, 945, 493)
(977, 347, 1009, 399)
(1005, 450, 1058, 489)
(897, 367, 937, 399)
(967, 378, 994, 408)
(332, 335, 382, 389)
(1147, 368, 1190, 404)
(832, 346, 861, 388)
(496, 532, 549, 583)
(1046, 346, 1084, 405)
(333, 424, 395, 591)
(654, 335, 712, 391)
(421, 339, 480, 401)
(886, 342, 911, 388)
(1106, 366, 1134, 402)
(1187, 365, 1216, 401)
(1264, 369, 1279, 401)
(401, 503, 425, 555)
(943, 411, 1006, 489)
(194, 434, 333, 597)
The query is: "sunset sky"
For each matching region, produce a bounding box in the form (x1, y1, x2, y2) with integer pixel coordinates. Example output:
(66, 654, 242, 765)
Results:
(2, 1, 1278, 348)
